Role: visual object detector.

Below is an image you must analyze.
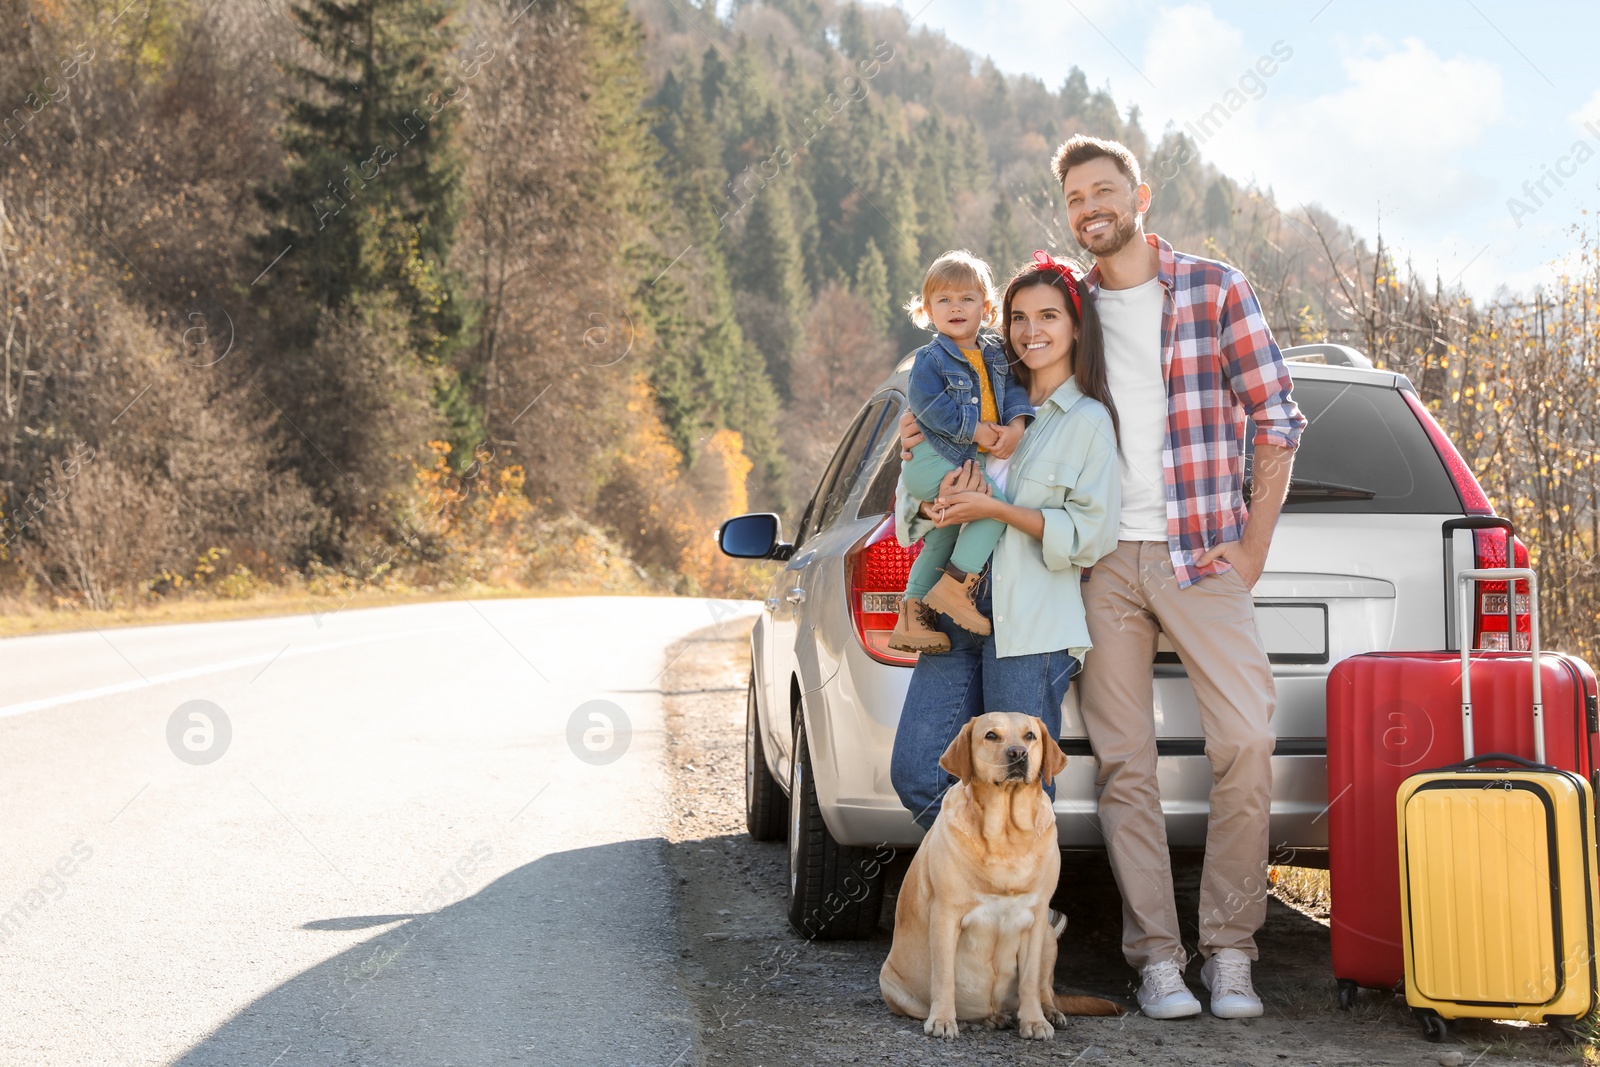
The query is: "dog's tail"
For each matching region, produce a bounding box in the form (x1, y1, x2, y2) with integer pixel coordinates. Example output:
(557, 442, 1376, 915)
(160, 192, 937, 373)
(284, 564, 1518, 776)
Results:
(1052, 993, 1126, 1016)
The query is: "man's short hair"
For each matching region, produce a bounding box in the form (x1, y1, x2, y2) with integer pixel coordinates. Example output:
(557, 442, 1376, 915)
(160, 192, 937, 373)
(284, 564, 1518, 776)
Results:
(1050, 135, 1142, 189)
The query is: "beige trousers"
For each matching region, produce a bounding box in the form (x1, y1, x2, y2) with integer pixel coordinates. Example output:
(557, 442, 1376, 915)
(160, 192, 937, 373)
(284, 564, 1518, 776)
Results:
(1079, 541, 1276, 969)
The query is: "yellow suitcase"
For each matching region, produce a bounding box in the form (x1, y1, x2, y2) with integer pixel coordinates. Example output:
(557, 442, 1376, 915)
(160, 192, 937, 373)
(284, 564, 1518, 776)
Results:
(1397, 568, 1600, 1041)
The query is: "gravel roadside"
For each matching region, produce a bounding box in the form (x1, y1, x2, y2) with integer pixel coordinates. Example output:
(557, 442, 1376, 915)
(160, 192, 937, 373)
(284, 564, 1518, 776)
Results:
(658, 620, 1585, 1067)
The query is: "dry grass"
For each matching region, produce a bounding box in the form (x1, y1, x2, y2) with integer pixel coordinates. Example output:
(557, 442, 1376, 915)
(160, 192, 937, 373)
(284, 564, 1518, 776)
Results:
(0, 581, 645, 638)
(1271, 865, 1331, 921)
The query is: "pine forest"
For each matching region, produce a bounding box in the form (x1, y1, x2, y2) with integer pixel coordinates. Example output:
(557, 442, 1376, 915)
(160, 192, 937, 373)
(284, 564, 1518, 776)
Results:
(2, 0, 1598, 658)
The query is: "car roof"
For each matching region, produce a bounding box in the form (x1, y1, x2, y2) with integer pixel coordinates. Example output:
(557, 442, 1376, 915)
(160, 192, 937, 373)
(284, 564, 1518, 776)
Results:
(1286, 360, 1410, 390)
(877, 344, 1411, 396)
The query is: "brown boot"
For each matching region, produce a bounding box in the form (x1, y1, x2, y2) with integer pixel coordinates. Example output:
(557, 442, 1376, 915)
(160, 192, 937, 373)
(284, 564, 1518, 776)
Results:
(887, 597, 951, 654)
(924, 571, 992, 635)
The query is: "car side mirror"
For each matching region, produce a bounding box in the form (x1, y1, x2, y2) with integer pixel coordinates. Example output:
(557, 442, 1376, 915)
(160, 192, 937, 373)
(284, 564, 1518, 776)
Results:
(717, 513, 793, 560)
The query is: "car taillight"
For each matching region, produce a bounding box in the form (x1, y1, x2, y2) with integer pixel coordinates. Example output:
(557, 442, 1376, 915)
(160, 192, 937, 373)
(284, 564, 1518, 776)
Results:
(1472, 527, 1532, 651)
(846, 515, 923, 667)
(1401, 390, 1493, 515)
(1400, 391, 1531, 650)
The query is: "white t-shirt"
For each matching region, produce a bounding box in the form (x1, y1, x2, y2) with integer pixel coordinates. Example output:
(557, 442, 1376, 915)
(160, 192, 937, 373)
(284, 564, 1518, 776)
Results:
(1096, 276, 1168, 541)
(984, 454, 1010, 495)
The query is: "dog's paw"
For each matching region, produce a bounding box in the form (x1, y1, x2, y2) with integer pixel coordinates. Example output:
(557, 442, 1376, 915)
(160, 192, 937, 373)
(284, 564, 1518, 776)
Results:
(1044, 1007, 1068, 1028)
(924, 1016, 960, 1040)
(975, 1011, 1013, 1030)
(1018, 1016, 1055, 1041)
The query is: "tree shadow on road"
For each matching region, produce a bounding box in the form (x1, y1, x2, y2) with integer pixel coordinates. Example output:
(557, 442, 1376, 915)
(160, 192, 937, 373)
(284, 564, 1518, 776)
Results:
(169, 838, 697, 1067)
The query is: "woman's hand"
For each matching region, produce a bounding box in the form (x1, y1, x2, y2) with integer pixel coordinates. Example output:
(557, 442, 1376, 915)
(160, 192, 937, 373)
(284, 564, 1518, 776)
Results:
(927, 461, 992, 525)
(932, 490, 998, 527)
(917, 461, 988, 521)
(938, 460, 989, 498)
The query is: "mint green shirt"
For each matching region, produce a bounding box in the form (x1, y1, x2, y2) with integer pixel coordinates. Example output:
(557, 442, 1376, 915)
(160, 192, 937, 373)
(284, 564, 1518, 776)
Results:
(896, 375, 1121, 661)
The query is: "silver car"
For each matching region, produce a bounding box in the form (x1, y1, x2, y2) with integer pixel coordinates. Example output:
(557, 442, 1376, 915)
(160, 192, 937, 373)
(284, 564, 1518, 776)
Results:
(718, 343, 1529, 939)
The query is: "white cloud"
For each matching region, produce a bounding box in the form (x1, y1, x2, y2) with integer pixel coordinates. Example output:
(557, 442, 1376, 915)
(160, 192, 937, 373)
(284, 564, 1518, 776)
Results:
(1482, 243, 1590, 301)
(1140, 4, 1251, 122)
(889, 0, 1540, 299)
(1126, 18, 1516, 296)
(1568, 86, 1600, 132)
(1305, 39, 1501, 153)
(899, 0, 1100, 88)
(1259, 38, 1505, 227)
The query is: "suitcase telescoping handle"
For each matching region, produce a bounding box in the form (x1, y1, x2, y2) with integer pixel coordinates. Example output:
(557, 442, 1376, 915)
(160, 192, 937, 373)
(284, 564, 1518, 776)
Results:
(1441, 516, 1515, 650)
(1456, 567, 1541, 763)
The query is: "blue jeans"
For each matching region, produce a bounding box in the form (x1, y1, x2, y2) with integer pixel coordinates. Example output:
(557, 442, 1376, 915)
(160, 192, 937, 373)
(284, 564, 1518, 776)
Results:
(890, 571, 1080, 829)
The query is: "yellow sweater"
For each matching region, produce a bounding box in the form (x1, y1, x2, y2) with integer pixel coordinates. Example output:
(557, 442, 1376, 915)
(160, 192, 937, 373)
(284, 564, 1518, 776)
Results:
(958, 347, 998, 449)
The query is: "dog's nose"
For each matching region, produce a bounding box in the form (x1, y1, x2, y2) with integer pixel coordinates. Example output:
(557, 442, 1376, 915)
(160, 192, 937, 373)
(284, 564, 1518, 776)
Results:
(1005, 745, 1027, 764)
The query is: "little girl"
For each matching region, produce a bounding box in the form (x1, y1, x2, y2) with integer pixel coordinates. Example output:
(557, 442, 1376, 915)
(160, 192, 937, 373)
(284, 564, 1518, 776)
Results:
(888, 250, 1032, 654)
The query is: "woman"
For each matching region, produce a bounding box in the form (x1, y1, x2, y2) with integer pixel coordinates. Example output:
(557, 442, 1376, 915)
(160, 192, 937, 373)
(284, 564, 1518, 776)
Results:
(889, 253, 1122, 828)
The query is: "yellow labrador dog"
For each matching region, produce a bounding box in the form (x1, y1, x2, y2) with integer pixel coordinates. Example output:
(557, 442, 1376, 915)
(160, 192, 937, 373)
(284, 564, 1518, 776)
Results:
(880, 712, 1122, 1039)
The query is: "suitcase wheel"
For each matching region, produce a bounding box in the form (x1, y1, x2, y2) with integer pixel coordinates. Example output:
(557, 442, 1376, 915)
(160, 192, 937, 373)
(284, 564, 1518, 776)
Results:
(1336, 980, 1357, 1011)
(1414, 1009, 1448, 1042)
(1545, 1014, 1577, 1042)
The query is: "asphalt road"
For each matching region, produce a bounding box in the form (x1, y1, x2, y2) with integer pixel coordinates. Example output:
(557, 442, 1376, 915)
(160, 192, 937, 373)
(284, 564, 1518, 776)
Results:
(0, 596, 758, 1067)
(4, 598, 1584, 1067)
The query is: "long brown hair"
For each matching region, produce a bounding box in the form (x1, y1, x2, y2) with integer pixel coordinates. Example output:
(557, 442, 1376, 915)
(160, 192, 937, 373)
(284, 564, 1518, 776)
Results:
(1001, 263, 1120, 443)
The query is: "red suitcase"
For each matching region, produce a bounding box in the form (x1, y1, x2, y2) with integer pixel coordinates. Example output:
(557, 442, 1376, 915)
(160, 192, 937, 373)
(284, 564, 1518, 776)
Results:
(1325, 523, 1599, 1007)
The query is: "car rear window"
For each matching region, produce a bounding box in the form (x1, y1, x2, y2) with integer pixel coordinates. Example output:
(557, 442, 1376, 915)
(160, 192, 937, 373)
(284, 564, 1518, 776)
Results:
(815, 398, 891, 531)
(857, 398, 906, 519)
(1250, 378, 1463, 514)
(854, 380, 1460, 517)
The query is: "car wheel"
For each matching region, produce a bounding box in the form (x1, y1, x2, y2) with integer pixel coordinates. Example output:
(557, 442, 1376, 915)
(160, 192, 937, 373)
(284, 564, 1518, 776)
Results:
(786, 712, 886, 940)
(745, 673, 787, 841)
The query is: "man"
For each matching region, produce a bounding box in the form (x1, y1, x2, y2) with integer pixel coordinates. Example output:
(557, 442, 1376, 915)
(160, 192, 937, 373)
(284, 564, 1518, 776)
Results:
(1051, 134, 1304, 1020)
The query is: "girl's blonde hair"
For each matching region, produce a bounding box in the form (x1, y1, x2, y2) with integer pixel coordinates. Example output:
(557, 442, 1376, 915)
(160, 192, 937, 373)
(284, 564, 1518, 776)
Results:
(903, 249, 999, 331)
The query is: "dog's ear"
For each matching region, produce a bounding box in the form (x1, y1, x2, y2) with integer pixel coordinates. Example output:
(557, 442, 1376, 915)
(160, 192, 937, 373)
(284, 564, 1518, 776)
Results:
(1036, 716, 1068, 785)
(939, 719, 976, 783)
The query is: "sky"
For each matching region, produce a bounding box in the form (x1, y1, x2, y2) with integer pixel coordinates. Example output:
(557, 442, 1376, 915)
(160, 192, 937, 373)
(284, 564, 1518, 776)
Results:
(883, 0, 1600, 300)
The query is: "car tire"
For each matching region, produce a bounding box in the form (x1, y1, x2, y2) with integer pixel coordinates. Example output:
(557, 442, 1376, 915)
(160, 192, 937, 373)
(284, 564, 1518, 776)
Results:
(745, 673, 788, 841)
(786, 712, 886, 940)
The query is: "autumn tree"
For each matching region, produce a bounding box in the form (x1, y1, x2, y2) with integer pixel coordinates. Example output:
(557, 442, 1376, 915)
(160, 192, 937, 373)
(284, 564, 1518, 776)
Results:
(781, 282, 895, 507)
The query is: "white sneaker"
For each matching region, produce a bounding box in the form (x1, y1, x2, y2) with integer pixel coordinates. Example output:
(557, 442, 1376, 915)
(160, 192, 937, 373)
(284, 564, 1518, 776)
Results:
(1200, 949, 1264, 1018)
(1136, 959, 1201, 1019)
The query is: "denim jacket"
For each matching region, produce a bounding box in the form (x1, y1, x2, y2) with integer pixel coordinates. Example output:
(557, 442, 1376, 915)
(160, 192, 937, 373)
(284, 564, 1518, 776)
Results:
(906, 333, 1034, 466)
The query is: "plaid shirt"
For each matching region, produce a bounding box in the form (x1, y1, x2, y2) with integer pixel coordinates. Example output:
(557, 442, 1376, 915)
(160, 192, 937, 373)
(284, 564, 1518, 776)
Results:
(1084, 234, 1306, 587)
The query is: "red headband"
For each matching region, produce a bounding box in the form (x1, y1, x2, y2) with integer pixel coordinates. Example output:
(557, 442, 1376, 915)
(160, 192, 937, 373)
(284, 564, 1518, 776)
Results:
(1031, 250, 1082, 317)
